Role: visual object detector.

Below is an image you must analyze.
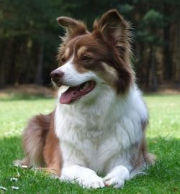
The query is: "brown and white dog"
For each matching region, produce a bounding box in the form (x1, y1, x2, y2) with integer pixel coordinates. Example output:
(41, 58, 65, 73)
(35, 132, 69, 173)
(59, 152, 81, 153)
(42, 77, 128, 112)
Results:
(15, 10, 155, 189)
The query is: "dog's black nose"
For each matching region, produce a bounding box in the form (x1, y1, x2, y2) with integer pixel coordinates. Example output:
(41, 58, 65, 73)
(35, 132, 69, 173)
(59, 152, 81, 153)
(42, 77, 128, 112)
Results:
(50, 69, 64, 80)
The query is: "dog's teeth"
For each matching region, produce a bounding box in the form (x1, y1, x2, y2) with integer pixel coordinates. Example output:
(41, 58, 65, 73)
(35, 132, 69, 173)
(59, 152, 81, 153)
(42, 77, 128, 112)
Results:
(83, 82, 90, 89)
(79, 82, 90, 92)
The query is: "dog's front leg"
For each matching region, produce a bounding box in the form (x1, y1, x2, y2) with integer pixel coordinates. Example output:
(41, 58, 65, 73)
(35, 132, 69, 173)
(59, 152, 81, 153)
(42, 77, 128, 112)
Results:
(103, 165, 130, 188)
(60, 165, 105, 189)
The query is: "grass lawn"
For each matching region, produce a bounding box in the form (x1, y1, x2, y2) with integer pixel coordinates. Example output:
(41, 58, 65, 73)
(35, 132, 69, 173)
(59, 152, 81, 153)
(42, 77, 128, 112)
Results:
(0, 94, 180, 194)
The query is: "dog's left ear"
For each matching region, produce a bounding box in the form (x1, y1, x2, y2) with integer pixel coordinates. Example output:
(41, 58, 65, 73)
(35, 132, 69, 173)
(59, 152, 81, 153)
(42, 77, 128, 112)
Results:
(57, 17, 87, 40)
(94, 10, 133, 94)
(93, 9, 129, 47)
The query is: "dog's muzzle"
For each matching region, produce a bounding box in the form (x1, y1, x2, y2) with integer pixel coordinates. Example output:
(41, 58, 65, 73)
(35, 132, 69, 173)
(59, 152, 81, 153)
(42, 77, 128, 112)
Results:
(50, 69, 64, 85)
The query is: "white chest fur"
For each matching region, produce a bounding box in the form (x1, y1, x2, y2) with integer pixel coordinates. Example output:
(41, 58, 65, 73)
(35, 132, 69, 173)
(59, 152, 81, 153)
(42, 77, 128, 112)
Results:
(55, 86, 148, 174)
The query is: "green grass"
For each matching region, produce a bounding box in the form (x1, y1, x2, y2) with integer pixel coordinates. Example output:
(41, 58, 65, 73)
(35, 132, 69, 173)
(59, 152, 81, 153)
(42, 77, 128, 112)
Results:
(0, 94, 180, 194)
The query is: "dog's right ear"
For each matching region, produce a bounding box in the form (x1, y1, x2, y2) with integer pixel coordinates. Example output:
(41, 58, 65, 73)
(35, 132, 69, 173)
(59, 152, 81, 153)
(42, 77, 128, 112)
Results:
(57, 17, 87, 40)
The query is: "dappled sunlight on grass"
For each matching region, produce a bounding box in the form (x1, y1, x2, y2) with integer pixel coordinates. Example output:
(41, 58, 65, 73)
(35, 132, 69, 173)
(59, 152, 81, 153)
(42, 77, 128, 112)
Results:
(0, 98, 55, 138)
(145, 95, 180, 138)
(0, 94, 180, 193)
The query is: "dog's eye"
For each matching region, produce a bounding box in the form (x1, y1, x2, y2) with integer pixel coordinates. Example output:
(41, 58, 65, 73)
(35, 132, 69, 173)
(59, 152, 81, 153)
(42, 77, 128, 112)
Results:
(81, 55, 91, 62)
(61, 57, 66, 63)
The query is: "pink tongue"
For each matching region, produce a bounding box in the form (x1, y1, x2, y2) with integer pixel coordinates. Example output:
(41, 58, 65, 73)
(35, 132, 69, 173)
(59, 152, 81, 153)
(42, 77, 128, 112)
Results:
(60, 87, 79, 104)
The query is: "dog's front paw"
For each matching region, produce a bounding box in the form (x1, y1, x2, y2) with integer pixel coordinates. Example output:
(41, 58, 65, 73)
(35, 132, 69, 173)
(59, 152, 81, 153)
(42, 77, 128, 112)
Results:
(61, 173, 105, 189)
(103, 174, 124, 188)
(60, 165, 105, 189)
(82, 176, 105, 189)
(103, 165, 129, 188)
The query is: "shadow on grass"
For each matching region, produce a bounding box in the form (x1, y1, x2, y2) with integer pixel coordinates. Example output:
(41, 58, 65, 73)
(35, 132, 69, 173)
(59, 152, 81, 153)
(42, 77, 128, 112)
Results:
(0, 136, 179, 193)
(1, 136, 180, 172)
(0, 136, 23, 165)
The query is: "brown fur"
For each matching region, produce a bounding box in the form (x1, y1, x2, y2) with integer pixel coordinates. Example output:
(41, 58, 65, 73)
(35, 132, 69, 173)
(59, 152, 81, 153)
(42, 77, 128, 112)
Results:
(57, 10, 155, 168)
(133, 119, 156, 168)
(15, 111, 61, 176)
(43, 113, 62, 175)
(15, 10, 155, 178)
(57, 10, 133, 94)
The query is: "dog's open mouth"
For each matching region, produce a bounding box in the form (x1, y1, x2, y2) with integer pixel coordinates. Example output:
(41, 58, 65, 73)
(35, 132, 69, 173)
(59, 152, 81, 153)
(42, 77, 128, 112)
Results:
(60, 81, 96, 104)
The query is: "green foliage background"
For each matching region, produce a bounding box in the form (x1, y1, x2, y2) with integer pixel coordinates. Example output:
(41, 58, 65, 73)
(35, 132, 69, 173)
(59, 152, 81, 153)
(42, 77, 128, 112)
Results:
(0, 0, 180, 90)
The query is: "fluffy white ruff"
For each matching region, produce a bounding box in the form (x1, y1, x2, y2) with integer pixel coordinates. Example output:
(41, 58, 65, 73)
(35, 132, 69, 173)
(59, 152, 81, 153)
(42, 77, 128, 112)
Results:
(54, 81, 147, 188)
(53, 56, 148, 188)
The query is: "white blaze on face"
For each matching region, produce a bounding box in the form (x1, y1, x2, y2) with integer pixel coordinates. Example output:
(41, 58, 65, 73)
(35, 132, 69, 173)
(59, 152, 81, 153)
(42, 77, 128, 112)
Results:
(57, 56, 97, 87)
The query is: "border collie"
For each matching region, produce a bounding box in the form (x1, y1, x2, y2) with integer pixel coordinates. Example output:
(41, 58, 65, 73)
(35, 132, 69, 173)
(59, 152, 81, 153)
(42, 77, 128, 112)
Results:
(15, 9, 155, 189)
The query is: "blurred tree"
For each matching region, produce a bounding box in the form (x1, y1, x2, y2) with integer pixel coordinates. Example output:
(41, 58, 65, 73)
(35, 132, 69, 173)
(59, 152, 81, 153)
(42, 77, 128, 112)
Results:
(112, 0, 180, 91)
(0, 0, 180, 91)
(0, 0, 64, 87)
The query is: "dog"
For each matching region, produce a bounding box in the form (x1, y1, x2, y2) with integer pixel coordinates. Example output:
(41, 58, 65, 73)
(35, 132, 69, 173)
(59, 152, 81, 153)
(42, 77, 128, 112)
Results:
(14, 9, 155, 189)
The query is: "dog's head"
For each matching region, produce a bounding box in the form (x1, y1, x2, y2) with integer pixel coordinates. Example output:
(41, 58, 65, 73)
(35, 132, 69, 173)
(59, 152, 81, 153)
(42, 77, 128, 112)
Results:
(51, 10, 134, 104)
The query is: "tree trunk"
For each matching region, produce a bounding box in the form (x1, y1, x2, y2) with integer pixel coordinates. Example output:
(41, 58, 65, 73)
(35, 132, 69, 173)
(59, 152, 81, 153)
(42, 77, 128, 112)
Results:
(177, 22, 180, 89)
(0, 40, 5, 88)
(163, 26, 172, 81)
(35, 45, 44, 85)
(145, 46, 151, 90)
(150, 46, 157, 91)
(0, 40, 12, 88)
